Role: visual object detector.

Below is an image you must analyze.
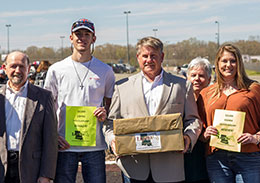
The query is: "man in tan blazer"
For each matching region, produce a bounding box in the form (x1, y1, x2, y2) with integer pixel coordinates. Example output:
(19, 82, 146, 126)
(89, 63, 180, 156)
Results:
(0, 51, 58, 183)
(105, 37, 201, 182)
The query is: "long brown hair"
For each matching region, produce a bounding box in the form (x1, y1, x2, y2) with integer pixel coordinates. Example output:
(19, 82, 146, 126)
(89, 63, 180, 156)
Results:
(36, 60, 51, 73)
(208, 43, 254, 103)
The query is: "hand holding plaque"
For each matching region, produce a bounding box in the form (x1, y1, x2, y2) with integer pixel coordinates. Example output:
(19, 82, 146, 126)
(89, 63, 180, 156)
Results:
(65, 106, 97, 146)
(210, 109, 245, 152)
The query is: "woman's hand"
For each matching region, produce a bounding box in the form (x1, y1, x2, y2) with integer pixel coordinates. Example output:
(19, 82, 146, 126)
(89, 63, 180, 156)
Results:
(203, 126, 218, 140)
(237, 133, 260, 145)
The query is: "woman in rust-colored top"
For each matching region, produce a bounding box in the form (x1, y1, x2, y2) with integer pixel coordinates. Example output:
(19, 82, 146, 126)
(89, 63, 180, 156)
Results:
(197, 43, 260, 183)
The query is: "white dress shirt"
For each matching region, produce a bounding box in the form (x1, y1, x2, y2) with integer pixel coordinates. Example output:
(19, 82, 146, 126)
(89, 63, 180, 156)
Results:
(5, 81, 28, 151)
(142, 70, 164, 115)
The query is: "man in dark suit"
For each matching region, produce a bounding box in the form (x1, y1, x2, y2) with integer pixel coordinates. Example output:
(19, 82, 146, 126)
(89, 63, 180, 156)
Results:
(0, 51, 58, 183)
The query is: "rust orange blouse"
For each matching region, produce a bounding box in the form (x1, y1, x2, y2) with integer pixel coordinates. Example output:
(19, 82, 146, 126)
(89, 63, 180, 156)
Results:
(197, 82, 260, 154)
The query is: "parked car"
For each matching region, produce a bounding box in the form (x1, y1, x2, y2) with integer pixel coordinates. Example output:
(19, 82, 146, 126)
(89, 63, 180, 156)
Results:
(124, 64, 136, 73)
(117, 63, 128, 73)
(107, 63, 121, 73)
(107, 63, 136, 74)
(181, 64, 188, 72)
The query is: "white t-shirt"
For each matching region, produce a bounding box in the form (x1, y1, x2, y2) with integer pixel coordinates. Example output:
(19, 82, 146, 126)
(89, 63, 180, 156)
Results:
(44, 56, 115, 152)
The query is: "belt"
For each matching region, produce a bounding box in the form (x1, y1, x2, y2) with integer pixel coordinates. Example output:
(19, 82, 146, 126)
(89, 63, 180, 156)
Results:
(8, 151, 19, 161)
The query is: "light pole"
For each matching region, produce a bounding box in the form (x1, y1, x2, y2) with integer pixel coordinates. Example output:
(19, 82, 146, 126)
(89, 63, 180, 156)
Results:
(153, 29, 158, 37)
(60, 36, 65, 59)
(124, 11, 131, 65)
(165, 41, 169, 70)
(6, 24, 11, 54)
(215, 21, 220, 48)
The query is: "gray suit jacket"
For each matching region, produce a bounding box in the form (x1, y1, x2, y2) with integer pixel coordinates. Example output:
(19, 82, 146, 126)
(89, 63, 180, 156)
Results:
(0, 83, 58, 183)
(105, 71, 201, 182)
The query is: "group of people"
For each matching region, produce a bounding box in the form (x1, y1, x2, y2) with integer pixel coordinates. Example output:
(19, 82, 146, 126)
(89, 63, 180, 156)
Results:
(0, 17, 259, 183)
(0, 60, 51, 87)
(0, 69, 8, 84)
(28, 60, 51, 87)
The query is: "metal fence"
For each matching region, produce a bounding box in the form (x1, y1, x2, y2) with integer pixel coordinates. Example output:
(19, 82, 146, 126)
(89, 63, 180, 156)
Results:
(244, 62, 260, 72)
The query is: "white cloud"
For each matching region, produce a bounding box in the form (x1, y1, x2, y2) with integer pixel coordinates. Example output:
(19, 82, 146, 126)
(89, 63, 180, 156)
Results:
(222, 23, 260, 34)
(1, 0, 260, 50)
(0, 6, 100, 18)
(199, 16, 221, 24)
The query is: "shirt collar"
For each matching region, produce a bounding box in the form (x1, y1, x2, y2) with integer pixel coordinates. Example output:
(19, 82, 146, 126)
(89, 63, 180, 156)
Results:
(141, 69, 164, 83)
(6, 80, 29, 95)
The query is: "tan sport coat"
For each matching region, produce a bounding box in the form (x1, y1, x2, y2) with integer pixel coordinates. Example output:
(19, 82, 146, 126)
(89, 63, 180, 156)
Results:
(0, 83, 58, 183)
(105, 71, 201, 182)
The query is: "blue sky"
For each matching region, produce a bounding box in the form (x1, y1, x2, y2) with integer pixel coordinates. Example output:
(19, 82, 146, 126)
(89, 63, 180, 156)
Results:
(1, 0, 260, 51)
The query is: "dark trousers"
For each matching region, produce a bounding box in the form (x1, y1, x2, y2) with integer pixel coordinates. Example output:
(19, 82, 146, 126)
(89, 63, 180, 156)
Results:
(122, 171, 156, 183)
(5, 151, 20, 183)
(122, 171, 186, 183)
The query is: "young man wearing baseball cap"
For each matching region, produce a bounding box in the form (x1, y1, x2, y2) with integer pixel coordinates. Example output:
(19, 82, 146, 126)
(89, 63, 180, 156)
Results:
(44, 18, 115, 183)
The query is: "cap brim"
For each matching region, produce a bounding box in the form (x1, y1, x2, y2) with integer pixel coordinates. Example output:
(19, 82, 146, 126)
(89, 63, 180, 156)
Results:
(72, 25, 94, 33)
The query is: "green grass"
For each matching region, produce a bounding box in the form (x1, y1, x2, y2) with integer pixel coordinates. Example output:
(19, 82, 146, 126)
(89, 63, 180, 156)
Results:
(246, 69, 260, 76)
(211, 69, 260, 76)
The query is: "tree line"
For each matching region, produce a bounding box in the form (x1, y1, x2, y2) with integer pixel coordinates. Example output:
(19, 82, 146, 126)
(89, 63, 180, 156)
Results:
(2, 37, 260, 67)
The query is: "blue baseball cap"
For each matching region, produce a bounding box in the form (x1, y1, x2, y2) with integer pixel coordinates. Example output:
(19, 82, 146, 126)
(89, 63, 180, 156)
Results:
(71, 18, 95, 34)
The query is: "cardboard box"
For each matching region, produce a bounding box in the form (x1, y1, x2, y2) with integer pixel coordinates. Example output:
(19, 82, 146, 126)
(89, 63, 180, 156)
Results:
(113, 113, 184, 156)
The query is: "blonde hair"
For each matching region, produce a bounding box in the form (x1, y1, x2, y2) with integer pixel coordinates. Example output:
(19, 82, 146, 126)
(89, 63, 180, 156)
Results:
(136, 37, 163, 55)
(208, 43, 254, 103)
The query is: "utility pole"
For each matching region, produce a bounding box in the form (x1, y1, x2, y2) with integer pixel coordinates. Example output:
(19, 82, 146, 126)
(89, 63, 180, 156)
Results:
(153, 29, 158, 37)
(215, 21, 220, 48)
(124, 11, 131, 65)
(60, 36, 65, 59)
(6, 24, 11, 53)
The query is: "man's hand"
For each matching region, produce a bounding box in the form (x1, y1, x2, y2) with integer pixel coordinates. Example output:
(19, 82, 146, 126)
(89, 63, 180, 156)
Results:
(94, 107, 107, 122)
(111, 138, 118, 157)
(58, 136, 70, 150)
(37, 177, 50, 183)
(182, 135, 191, 153)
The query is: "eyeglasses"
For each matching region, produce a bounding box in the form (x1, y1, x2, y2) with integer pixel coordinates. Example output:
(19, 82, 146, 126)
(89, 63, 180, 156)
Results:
(71, 19, 95, 33)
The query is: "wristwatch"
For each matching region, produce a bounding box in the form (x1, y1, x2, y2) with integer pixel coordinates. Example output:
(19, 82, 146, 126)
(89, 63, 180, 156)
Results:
(253, 134, 260, 145)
